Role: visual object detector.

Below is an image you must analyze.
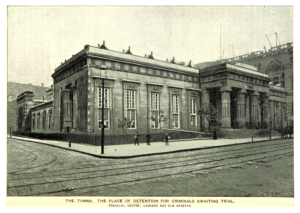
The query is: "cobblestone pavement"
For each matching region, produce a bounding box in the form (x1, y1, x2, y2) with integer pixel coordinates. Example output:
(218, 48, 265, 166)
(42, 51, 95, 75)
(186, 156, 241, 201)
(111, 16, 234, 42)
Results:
(7, 138, 293, 197)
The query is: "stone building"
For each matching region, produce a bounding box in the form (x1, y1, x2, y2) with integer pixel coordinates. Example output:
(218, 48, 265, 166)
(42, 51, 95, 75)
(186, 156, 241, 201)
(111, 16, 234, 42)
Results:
(16, 87, 53, 133)
(51, 43, 201, 136)
(7, 82, 49, 133)
(14, 41, 291, 141)
(195, 42, 293, 126)
(199, 63, 288, 130)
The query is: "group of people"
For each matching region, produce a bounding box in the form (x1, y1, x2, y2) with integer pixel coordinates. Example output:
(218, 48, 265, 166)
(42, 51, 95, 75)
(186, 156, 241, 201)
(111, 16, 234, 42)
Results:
(134, 132, 170, 146)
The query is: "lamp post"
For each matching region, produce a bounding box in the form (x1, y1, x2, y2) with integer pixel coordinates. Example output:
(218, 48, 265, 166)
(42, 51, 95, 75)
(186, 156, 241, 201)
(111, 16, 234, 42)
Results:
(100, 65, 107, 154)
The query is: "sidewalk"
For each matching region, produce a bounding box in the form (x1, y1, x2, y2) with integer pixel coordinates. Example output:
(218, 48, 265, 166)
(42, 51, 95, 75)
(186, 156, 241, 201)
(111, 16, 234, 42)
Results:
(8, 135, 282, 158)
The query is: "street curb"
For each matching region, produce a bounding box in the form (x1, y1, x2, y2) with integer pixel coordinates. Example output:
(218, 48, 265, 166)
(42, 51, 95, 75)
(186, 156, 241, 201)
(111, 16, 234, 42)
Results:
(7, 136, 292, 159)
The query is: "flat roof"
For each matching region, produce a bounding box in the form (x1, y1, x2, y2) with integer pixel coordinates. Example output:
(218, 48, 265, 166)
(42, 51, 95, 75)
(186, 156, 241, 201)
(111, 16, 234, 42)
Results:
(227, 64, 269, 78)
(31, 100, 53, 110)
(55, 45, 199, 74)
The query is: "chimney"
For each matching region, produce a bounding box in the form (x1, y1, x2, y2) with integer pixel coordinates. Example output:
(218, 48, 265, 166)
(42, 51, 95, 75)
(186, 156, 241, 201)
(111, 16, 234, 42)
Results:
(123, 49, 124, 53)
(41, 83, 44, 87)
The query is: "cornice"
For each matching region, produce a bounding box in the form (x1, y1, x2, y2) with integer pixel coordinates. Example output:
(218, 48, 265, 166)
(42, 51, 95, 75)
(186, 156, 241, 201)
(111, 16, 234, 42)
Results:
(87, 52, 199, 76)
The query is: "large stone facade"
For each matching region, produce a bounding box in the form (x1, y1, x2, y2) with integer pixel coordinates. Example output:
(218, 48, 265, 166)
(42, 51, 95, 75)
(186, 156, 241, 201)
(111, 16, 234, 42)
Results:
(51, 44, 201, 135)
(15, 42, 291, 140)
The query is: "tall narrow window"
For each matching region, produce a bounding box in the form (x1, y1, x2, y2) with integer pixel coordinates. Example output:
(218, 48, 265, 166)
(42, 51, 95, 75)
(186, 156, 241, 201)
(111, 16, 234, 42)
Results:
(172, 94, 180, 128)
(37, 113, 40, 130)
(262, 106, 268, 120)
(190, 97, 197, 127)
(237, 104, 245, 117)
(126, 90, 136, 128)
(32, 114, 35, 130)
(42, 111, 46, 130)
(150, 92, 160, 129)
(251, 105, 258, 119)
(49, 110, 52, 130)
(98, 88, 110, 129)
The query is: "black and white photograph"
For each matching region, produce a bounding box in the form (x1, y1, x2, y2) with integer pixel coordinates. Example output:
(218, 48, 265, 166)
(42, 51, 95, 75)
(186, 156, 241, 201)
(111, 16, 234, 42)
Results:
(6, 5, 294, 207)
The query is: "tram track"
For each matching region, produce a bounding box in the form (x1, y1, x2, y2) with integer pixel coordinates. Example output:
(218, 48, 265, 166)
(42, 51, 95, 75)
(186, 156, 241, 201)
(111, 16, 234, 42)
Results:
(8, 138, 292, 178)
(7, 139, 293, 196)
(8, 143, 39, 165)
(13, 151, 293, 196)
(7, 139, 59, 174)
(7, 144, 293, 187)
(8, 141, 293, 181)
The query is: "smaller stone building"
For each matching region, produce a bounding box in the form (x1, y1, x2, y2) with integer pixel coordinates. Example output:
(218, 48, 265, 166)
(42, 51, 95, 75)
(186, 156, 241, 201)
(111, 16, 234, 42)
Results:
(16, 87, 53, 133)
(31, 100, 53, 133)
(199, 63, 288, 130)
(7, 82, 49, 133)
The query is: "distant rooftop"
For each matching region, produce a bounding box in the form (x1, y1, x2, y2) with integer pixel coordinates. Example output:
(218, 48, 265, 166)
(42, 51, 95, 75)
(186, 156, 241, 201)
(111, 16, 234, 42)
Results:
(194, 42, 293, 70)
(8, 82, 50, 100)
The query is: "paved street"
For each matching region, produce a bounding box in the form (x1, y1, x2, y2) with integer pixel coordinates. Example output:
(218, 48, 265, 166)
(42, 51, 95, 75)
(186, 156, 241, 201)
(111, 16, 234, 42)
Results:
(7, 138, 293, 197)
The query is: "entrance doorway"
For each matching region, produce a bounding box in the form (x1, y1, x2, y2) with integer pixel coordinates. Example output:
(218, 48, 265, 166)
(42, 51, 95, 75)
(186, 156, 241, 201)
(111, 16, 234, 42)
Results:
(230, 89, 238, 128)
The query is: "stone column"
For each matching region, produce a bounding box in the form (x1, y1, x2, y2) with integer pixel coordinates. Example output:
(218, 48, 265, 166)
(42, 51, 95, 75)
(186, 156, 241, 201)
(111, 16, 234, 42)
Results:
(220, 86, 232, 128)
(269, 100, 273, 129)
(236, 88, 246, 128)
(261, 93, 269, 128)
(245, 92, 250, 126)
(201, 89, 210, 132)
(250, 91, 259, 128)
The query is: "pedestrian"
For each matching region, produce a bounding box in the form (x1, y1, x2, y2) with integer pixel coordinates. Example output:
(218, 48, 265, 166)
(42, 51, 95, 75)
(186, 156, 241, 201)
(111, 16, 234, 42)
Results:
(146, 131, 151, 145)
(134, 132, 139, 146)
(213, 128, 217, 140)
(164, 133, 169, 146)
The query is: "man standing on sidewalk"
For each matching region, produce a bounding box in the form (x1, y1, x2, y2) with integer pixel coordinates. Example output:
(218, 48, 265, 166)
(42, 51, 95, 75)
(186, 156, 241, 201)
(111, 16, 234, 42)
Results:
(146, 131, 151, 145)
(134, 132, 139, 146)
(164, 133, 169, 146)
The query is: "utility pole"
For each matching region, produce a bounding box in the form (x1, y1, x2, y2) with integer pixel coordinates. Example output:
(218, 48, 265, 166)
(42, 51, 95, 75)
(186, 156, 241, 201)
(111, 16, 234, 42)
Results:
(220, 22, 221, 60)
(100, 65, 107, 154)
(281, 102, 283, 138)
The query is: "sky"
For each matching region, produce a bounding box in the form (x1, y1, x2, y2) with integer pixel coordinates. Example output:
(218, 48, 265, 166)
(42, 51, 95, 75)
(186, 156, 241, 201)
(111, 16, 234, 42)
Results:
(7, 6, 293, 87)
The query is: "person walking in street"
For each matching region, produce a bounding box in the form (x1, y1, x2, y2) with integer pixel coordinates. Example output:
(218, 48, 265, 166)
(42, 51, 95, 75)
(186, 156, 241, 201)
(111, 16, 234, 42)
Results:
(134, 132, 139, 146)
(164, 133, 169, 146)
(146, 131, 151, 145)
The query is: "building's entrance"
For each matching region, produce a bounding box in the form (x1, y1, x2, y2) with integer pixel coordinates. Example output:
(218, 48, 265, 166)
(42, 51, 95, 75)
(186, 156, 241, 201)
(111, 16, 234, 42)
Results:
(230, 89, 238, 128)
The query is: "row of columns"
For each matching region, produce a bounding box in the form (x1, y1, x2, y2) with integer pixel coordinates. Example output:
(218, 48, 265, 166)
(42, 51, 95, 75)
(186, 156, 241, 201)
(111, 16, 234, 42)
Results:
(201, 86, 270, 131)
